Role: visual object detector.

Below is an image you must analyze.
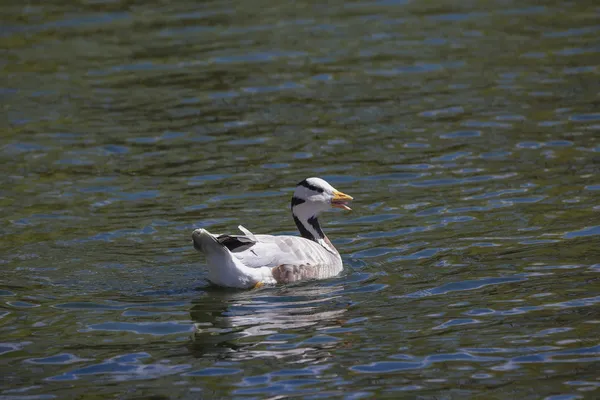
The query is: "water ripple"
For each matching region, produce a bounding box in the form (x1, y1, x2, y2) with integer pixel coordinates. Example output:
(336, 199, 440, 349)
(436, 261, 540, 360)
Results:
(2, 0, 599, 397)
(401, 275, 527, 298)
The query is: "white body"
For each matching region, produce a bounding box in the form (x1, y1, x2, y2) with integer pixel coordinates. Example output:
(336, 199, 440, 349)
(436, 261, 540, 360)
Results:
(192, 226, 343, 289)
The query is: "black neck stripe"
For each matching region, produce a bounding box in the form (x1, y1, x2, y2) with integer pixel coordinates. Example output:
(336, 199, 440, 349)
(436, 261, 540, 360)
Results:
(293, 215, 315, 241)
(307, 216, 324, 239)
(297, 179, 324, 193)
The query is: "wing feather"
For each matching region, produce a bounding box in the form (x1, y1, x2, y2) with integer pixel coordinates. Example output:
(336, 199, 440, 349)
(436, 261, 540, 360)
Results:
(232, 234, 341, 271)
(237, 225, 256, 241)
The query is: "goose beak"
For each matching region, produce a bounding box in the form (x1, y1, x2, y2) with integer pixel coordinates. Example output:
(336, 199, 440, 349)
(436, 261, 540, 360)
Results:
(332, 191, 353, 211)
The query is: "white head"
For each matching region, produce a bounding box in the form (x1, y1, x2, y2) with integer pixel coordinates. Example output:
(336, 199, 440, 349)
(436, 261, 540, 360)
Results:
(290, 177, 353, 248)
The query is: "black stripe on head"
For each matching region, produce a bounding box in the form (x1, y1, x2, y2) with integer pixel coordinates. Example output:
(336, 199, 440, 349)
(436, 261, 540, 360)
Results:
(290, 196, 306, 208)
(293, 215, 315, 241)
(297, 179, 324, 193)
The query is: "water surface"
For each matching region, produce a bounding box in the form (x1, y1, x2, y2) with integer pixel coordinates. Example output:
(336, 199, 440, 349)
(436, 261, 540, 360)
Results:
(1, 0, 599, 398)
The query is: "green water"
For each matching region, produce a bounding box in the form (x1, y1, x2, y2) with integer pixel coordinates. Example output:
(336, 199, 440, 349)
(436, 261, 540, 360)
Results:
(1, 0, 599, 398)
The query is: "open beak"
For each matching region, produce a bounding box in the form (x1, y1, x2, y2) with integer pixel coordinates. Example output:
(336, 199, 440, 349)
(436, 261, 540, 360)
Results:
(332, 190, 353, 211)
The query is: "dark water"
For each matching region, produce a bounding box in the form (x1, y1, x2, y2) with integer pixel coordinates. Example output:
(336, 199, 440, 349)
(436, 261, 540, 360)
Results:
(2, 0, 600, 398)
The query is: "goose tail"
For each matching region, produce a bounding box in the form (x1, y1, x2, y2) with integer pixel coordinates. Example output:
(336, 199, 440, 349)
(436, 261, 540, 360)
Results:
(192, 228, 266, 288)
(192, 228, 226, 255)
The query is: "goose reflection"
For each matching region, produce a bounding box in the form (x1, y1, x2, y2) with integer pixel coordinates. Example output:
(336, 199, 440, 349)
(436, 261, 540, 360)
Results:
(188, 283, 349, 361)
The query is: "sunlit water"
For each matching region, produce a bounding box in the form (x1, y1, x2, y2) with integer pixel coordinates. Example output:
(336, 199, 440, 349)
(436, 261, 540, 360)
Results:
(2, 0, 599, 398)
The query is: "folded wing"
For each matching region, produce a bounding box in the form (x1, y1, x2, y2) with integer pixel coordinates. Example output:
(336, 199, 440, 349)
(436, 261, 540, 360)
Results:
(229, 227, 341, 272)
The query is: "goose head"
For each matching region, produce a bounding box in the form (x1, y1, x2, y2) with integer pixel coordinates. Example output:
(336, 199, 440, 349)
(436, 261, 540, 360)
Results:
(291, 177, 353, 214)
(290, 177, 353, 248)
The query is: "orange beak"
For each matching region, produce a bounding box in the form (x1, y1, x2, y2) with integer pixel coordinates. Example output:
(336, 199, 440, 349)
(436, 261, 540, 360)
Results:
(331, 190, 353, 211)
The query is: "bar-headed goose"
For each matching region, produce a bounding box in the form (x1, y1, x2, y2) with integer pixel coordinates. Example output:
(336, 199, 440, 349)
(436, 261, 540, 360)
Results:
(192, 177, 353, 289)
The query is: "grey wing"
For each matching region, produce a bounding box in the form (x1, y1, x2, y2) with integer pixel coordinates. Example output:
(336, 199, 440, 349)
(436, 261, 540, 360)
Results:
(233, 235, 340, 270)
